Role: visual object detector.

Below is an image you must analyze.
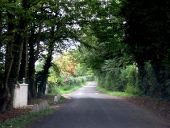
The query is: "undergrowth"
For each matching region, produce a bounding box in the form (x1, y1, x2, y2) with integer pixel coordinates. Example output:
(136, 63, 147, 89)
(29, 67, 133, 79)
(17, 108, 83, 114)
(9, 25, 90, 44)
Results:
(0, 109, 54, 128)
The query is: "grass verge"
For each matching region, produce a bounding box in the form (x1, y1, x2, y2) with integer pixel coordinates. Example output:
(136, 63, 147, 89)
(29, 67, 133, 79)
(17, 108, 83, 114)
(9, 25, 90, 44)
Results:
(57, 85, 83, 94)
(0, 109, 54, 128)
(97, 86, 136, 97)
(47, 84, 84, 104)
(49, 83, 85, 95)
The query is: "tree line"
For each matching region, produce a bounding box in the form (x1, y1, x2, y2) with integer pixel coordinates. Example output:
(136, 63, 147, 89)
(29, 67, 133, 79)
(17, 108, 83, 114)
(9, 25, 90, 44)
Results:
(0, 0, 87, 113)
(0, 0, 170, 113)
(75, 0, 170, 99)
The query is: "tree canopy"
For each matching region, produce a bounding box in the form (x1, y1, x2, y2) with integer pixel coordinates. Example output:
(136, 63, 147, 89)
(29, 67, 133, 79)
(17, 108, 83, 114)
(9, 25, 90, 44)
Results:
(0, 0, 170, 113)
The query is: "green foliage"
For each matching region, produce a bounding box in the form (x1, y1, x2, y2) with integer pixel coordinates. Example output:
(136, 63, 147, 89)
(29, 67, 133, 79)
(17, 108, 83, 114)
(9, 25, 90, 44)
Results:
(49, 76, 87, 95)
(125, 84, 141, 95)
(54, 52, 80, 76)
(47, 50, 94, 95)
(121, 64, 140, 94)
(74, 63, 93, 77)
(121, 0, 170, 98)
(35, 60, 45, 72)
(0, 109, 54, 128)
(97, 86, 135, 97)
(96, 62, 142, 95)
(72, 0, 170, 99)
(85, 75, 95, 81)
(1, 0, 170, 114)
(48, 64, 61, 86)
(144, 62, 158, 96)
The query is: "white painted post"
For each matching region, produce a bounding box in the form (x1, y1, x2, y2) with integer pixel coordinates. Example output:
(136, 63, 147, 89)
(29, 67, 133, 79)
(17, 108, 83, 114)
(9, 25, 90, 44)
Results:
(13, 78, 28, 108)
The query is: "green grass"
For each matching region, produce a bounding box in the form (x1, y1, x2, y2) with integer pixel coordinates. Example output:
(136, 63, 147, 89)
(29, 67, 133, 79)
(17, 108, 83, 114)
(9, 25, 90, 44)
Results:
(57, 85, 83, 94)
(50, 83, 84, 95)
(97, 86, 136, 97)
(47, 84, 83, 104)
(0, 109, 54, 128)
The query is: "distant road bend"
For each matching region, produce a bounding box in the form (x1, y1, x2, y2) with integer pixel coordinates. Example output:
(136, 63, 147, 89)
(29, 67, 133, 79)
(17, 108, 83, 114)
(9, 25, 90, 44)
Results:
(27, 82, 168, 128)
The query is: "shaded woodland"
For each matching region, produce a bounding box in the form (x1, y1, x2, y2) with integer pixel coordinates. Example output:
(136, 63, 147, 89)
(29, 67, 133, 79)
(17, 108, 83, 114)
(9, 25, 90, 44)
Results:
(0, 0, 170, 113)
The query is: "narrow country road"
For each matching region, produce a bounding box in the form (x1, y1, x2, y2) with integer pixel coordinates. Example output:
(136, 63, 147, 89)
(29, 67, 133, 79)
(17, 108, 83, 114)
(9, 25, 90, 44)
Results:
(26, 82, 167, 128)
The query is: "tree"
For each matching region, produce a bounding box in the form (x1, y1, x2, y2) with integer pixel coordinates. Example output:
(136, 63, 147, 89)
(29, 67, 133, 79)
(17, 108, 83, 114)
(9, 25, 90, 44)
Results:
(121, 0, 170, 97)
(55, 52, 78, 76)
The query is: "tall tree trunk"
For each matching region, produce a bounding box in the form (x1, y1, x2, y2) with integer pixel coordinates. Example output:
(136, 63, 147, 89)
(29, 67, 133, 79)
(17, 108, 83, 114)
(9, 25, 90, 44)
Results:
(28, 40, 36, 98)
(38, 27, 55, 97)
(19, 39, 28, 82)
(136, 60, 149, 95)
(151, 62, 164, 97)
(28, 24, 42, 99)
(0, 10, 1, 30)
(7, 41, 24, 110)
(0, 44, 14, 112)
(0, 0, 30, 112)
(6, 0, 30, 110)
(0, 4, 15, 112)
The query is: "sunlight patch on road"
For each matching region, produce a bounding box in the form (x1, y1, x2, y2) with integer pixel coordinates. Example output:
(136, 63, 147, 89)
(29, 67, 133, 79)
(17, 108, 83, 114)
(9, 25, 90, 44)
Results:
(76, 93, 83, 95)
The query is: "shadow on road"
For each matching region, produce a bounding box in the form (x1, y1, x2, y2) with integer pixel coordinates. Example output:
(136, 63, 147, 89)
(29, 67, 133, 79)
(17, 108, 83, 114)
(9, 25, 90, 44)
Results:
(26, 82, 169, 128)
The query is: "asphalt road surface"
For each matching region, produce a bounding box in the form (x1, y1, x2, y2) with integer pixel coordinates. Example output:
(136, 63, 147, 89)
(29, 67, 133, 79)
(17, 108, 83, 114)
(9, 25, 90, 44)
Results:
(26, 82, 168, 128)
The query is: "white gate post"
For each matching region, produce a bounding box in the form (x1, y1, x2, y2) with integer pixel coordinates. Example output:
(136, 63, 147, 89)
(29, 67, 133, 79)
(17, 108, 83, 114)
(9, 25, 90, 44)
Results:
(13, 78, 28, 108)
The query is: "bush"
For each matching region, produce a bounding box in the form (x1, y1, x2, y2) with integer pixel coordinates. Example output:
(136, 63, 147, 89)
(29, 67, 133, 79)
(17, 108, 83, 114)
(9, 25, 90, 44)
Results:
(125, 83, 141, 95)
(144, 62, 159, 96)
(120, 64, 140, 94)
(97, 64, 142, 95)
(0, 109, 53, 128)
(97, 70, 123, 92)
(85, 75, 95, 81)
(48, 75, 88, 94)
